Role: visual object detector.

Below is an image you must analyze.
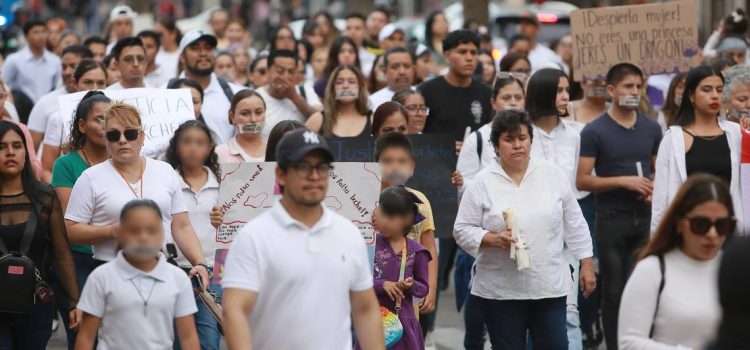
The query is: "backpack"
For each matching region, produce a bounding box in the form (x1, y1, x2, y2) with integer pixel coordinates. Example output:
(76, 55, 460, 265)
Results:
(0, 203, 52, 313)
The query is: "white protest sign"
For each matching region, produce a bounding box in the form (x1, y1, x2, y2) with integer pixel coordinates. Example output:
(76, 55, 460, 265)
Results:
(216, 162, 381, 263)
(570, 0, 700, 81)
(57, 88, 194, 158)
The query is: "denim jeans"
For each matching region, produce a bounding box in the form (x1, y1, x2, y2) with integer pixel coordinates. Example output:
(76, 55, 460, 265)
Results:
(475, 295, 567, 350)
(55, 250, 94, 350)
(596, 209, 650, 350)
(576, 196, 603, 349)
(463, 292, 487, 350)
(0, 301, 54, 350)
(455, 250, 487, 349)
(174, 269, 222, 350)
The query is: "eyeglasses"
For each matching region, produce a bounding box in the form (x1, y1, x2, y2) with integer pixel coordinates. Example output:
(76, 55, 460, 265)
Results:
(121, 55, 146, 64)
(105, 129, 140, 143)
(404, 106, 430, 115)
(290, 162, 333, 177)
(684, 215, 736, 236)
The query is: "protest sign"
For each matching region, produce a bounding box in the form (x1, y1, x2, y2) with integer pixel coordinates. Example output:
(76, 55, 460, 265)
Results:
(327, 134, 458, 239)
(215, 162, 381, 271)
(740, 130, 750, 235)
(58, 88, 195, 158)
(570, 0, 700, 81)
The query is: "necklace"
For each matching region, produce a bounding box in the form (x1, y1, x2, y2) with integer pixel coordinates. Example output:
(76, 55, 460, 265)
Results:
(80, 149, 92, 166)
(114, 158, 145, 199)
(129, 278, 157, 316)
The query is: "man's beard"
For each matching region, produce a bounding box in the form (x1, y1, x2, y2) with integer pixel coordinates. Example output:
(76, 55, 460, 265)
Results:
(186, 62, 214, 77)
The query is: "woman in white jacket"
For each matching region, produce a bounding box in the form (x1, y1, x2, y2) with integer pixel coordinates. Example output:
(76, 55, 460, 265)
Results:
(651, 65, 743, 235)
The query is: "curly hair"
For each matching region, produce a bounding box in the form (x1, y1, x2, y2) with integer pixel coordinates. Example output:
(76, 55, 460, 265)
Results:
(66, 91, 111, 152)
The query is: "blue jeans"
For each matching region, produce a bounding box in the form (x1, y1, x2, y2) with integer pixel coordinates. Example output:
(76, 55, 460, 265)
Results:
(0, 301, 54, 350)
(576, 196, 603, 349)
(475, 295, 567, 350)
(174, 270, 222, 350)
(597, 209, 650, 350)
(454, 250, 487, 350)
(463, 292, 487, 350)
(56, 250, 94, 350)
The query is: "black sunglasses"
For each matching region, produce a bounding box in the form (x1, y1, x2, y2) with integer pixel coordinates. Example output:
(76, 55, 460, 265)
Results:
(105, 129, 139, 143)
(685, 216, 736, 236)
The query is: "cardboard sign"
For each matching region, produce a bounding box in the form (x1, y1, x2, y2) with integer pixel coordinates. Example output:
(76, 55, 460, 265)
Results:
(327, 134, 458, 239)
(570, 0, 700, 81)
(58, 88, 195, 158)
(215, 162, 381, 268)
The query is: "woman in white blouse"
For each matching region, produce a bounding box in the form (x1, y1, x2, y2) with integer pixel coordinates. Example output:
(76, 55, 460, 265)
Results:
(454, 109, 596, 349)
(651, 65, 743, 235)
(64, 103, 209, 285)
(619, 174, 735, 349)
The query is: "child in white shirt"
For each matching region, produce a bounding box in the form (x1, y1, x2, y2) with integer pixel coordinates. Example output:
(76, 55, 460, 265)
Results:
(75, 199, 199, 349)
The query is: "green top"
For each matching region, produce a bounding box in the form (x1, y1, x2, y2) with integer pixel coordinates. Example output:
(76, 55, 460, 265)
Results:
(51, 151, 93, 255)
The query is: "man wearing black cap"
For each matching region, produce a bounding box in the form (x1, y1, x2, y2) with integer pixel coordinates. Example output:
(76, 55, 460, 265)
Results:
(222, 129, 383, 349)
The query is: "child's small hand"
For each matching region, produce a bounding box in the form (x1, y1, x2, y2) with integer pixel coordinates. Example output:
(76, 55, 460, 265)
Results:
(397, 277, 414, 291)
(383, 281, 404, 301)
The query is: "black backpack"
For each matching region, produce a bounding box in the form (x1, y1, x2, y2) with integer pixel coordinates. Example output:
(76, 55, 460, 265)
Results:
(0, 203, 50, 313)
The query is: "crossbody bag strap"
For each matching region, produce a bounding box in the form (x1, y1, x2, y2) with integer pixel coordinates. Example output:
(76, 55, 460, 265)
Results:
(649, 254, 666, 338)
(395, 238, 408, 312)
(475, 131, 483, 162)
(18, 201, 40, 256)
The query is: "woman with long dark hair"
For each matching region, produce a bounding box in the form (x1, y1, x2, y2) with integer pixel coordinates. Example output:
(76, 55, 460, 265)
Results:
(368, 54, 387, 94)
(619, 174, 733, 349)
(0, 120, 80, 348)
(652, 65, 743, 235)
(424, 11, 449, 73)
(307, 65, 371, 137)
(269, 26, 297, 53)
(41, 59, 108, 180)
(314, 36, 361, 98)
(165, 120, 224, 349)
(657, 73, 687, 130)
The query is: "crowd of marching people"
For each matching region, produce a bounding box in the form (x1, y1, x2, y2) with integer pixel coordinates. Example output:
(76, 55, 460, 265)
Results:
(4, 2, 750, 350)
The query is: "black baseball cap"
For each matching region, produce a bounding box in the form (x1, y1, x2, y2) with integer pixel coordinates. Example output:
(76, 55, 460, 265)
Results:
(275, 129, 334, 167)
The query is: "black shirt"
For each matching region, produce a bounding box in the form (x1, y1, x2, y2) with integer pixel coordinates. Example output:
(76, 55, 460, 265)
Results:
(418, 77, 493, 141)
(684, 130, 732, 183)
(580, 112, 663, 211)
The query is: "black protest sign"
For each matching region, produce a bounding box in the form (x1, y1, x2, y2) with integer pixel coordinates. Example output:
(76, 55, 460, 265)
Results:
(327, 134, 458, 239)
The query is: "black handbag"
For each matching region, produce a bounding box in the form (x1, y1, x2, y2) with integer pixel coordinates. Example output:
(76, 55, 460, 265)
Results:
(0, 204, 52, 313)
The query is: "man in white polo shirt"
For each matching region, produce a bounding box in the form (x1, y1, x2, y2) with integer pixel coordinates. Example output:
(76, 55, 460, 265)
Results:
(171, 30, 245, 144)
(222, 129, 383, 349)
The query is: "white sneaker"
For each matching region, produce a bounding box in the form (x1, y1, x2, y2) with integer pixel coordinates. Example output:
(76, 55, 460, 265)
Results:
(52, 317, 59, 332)
(424, 332, 437, 350)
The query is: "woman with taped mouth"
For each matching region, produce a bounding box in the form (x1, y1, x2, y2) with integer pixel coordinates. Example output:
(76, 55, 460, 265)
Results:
(214, 90, 268, 163)
(651, 65, 744, 236)
(305, 64, 372, 138)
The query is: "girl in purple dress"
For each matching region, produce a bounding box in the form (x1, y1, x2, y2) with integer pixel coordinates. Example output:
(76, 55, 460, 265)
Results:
(358, 186, 431, 349)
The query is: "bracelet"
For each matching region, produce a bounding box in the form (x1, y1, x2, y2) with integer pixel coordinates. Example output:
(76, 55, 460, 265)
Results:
(196, 263, 210, 271)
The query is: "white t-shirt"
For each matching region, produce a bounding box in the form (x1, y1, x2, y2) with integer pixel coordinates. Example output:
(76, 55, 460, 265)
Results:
(368, 86, 396, 111)
(78, 252, 197, 349)
(27, 86, 67, 133)
(65, 158, 188, 262)
(155, 49, 180, 80)
(222, 202, 373, 349)
(42, 110, 67, 149)
(528, 43, 565, 73)
(144, 65, 172, 89)
(256, 86, 321, 138)
(176, 168, 226, 267)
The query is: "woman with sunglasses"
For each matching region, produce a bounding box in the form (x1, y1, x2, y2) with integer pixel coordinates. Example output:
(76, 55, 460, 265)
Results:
(651, 65, 744, 236)
(41, 59, 109, 181)
(619, 174, 734, 349)
(64, 103, 209, 285)
(0, 120, 80, 349)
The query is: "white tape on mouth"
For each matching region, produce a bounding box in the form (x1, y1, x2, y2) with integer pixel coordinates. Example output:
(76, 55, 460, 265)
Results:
(238, 123, 263, 134)
(335, 90, 358, 100)
(619, 96, 641, 108)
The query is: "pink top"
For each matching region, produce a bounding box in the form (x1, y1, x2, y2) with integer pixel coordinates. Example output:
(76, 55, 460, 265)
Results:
(7, 120, 42, 180)
(214, 136, 265, 163)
